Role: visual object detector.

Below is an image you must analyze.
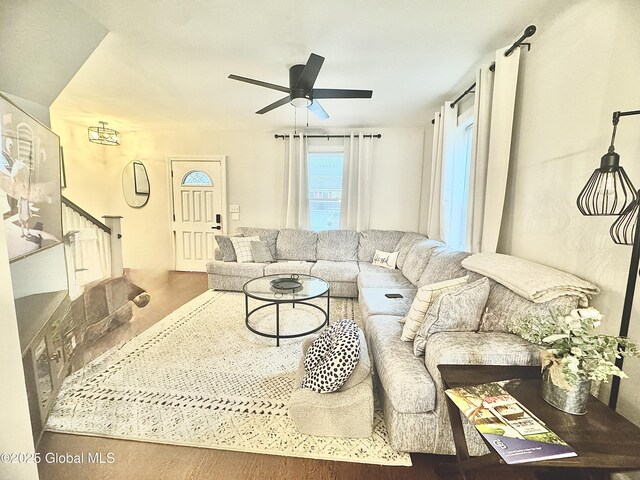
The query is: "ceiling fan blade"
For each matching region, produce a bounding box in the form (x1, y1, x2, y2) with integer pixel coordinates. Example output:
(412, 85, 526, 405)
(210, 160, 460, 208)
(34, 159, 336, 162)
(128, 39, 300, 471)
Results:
(312, 88, 373, 99)
(295, 53, 325, 91)
(256, 95, 291, 114)
(228, 74, 290, 93)
(308, 100, 329, 120)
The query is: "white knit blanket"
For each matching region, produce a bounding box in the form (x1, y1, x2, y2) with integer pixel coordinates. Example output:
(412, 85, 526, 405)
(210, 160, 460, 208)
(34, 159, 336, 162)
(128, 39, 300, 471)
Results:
(461, 253, 600, 306)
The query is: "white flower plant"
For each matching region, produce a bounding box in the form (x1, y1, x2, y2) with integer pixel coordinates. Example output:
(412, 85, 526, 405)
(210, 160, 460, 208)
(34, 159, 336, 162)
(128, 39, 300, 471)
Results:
(513, 307, 639, 390)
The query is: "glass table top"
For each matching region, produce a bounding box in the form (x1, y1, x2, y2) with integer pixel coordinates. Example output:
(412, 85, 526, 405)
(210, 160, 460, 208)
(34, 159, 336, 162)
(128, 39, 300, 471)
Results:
(243, 274, 329, 302)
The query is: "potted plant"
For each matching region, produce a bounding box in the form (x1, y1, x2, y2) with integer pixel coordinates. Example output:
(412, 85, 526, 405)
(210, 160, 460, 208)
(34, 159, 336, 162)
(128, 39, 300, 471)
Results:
(513, 307, 638, 415)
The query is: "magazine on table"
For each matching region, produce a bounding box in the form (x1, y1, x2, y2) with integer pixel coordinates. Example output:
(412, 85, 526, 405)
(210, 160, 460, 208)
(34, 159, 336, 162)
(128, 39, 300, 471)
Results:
(445, 380, 577, 464)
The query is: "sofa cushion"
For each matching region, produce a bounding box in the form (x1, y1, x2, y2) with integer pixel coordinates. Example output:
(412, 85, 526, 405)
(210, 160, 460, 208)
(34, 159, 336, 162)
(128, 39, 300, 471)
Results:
(413, 277, 490, 357)
(317, 230, 359, 262)
(215, 234, 242, 262)
(357, 271, 414, 290)
(401, 239, 443, 286)
(358, 262, 394, 274)
(480, 280, 581, 333)
(310, 260, 359, 283)
(395, 232, 427, 269)
(206, 261, 266, 277)
(366, 315, 437, 413)
(359, 287, 416, 320)
(264, 261, 313, 276)
(358, 230, 404, 262)
(236, 227, 279, 257)
(276, 229, 317, 261)
(424, 332, 542, 386)
(417, 247, 471, 287)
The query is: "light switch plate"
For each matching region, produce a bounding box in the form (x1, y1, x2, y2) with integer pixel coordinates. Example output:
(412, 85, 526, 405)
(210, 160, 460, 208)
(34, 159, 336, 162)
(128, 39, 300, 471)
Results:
(229, 205, 240, 213)
(231, 212, 240, 221)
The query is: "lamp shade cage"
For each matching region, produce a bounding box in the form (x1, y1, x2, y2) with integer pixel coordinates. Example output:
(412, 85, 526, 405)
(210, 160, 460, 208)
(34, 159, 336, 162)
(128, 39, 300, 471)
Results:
(576, 150, 636, 216)
(610, 196, 639, 246)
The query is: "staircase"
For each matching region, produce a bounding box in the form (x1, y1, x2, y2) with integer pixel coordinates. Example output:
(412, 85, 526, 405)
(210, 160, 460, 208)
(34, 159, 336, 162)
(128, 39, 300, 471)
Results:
(61, 196, 121, 299)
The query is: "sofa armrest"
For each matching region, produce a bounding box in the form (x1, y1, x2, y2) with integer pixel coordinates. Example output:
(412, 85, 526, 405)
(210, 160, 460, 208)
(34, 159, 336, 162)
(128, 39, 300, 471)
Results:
(424, 331, 541, 391)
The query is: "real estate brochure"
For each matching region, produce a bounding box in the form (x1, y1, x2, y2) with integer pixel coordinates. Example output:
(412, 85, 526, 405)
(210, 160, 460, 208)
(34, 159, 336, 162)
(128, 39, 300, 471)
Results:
(445, 380, 577, 464)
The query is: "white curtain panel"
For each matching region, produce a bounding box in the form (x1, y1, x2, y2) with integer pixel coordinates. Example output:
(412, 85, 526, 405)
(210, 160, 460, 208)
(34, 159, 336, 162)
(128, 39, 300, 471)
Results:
(281, 133, 310, 229)
(340, 133, 373, 231)
(426, 102, 457, 242)
(478, 46, 521, 253)
(466, 64, 495, 253)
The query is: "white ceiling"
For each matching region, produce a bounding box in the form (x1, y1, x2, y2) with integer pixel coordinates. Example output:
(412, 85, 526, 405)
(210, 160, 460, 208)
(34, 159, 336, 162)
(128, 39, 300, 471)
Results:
(0, 0, 107, 106)
(52, 0, 563, 131)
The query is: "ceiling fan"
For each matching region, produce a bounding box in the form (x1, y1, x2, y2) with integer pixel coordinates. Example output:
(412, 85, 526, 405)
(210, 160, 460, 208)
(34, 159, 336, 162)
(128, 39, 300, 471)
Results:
(228, 53, 373, 120)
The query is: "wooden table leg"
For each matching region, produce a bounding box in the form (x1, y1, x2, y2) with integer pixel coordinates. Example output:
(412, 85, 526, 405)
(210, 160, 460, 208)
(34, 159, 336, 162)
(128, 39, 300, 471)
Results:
(444, 389, 474, 480)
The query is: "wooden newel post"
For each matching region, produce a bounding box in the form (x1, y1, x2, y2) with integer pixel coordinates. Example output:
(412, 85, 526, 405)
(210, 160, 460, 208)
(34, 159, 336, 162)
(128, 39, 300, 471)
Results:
(103, 216, 124, 277)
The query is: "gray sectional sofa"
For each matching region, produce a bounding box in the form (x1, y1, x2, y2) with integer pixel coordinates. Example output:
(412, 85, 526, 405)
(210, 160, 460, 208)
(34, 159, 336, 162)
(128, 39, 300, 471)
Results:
(206, 227, 579, 455)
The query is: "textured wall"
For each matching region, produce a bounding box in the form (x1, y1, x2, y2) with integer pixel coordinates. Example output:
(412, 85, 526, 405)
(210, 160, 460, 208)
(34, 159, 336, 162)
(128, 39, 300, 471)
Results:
(498, 0, 640, 424)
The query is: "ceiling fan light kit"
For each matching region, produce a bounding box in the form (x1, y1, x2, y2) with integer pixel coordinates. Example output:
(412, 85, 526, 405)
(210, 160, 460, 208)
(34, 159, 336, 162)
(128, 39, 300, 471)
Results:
(228, 53, 373, 120)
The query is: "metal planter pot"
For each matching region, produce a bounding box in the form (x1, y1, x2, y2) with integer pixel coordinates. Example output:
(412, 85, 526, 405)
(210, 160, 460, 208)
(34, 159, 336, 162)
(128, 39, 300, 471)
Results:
(541, 369, 591, 415)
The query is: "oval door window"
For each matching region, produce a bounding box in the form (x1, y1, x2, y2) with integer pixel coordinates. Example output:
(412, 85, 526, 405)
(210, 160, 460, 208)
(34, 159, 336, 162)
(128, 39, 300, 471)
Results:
(182, 171, 213, 186)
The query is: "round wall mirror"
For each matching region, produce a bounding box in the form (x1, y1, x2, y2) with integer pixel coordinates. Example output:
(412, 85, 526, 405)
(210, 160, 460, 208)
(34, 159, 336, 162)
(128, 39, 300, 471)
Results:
(122, 160, 150, 208)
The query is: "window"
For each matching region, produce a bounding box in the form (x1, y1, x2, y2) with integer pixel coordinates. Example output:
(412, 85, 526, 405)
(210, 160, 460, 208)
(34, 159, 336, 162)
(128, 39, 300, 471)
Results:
(182, 170, 213, 186)
(443, 109, 474, 251)
(307, 150, 344, 231)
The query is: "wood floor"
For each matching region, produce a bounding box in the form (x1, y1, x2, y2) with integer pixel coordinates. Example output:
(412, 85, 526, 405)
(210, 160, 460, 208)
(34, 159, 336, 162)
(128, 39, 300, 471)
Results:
(37, 270, 538, 480)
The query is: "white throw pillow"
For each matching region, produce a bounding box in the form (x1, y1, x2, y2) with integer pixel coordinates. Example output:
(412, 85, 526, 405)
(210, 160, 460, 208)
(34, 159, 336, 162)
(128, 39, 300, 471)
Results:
(400, 275, 468, 341)
(372, 250, 399, 270)
(229, 236, 260, 263)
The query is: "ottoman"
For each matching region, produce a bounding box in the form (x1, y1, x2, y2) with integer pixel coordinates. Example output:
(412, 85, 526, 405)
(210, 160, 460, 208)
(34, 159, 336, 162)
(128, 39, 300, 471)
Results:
(289, 329, 374, 438)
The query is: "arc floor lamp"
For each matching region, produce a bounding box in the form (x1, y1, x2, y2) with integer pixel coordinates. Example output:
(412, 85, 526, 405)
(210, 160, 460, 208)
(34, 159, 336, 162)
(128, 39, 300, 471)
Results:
(577, 109, 640, 410)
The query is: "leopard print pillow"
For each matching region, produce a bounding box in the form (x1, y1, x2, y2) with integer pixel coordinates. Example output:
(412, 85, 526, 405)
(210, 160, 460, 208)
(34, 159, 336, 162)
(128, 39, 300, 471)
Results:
(301, 319, 361, 393)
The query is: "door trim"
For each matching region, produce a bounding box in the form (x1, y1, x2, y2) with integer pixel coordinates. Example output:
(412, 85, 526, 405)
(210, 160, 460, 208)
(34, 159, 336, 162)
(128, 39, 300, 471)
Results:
(167, 155, 228, 270)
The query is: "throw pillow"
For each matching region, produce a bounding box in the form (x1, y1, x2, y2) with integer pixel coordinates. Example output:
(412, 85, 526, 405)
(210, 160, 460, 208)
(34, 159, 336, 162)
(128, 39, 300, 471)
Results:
(301, 319, 361, 393)
(413, 277, 490, 357)
(215, 234, 243, 262)
(229, 236, 260, 263)
(372, 250, 399, 270)
(250, 240, 275, 263)
(400, 275, 469, 340)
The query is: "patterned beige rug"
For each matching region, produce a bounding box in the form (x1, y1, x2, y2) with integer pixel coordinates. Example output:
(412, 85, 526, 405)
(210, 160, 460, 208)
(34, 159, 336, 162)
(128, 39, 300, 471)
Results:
(46, 290, 411, 466)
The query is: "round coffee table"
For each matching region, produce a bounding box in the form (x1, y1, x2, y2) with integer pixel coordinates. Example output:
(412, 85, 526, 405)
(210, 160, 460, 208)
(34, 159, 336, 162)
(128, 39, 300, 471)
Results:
(243, 274, 330, 346)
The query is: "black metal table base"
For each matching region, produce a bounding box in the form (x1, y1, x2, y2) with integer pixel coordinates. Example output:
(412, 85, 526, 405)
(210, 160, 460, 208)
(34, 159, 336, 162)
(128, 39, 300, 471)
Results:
(244, 291, 330, 346)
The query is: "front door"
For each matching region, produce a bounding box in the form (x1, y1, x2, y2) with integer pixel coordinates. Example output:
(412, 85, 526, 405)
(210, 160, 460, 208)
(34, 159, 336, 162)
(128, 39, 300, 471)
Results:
(170, 158, 226, 272)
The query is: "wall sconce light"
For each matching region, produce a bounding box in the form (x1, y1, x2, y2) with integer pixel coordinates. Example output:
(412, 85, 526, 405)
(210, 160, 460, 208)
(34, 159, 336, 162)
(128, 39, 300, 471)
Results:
(88, 121, 120, 146)
(576, 109, 640, 411)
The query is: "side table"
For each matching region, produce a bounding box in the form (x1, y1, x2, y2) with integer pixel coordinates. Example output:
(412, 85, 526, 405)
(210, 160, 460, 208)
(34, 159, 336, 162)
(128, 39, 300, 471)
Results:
(438, 364, 640, 480)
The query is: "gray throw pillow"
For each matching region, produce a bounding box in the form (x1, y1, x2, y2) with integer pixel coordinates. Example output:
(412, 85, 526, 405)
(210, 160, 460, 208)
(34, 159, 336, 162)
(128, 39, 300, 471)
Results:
(215, 234, 243, 262)
(413, 277, 490, 357)
(250, 241, 275, 263)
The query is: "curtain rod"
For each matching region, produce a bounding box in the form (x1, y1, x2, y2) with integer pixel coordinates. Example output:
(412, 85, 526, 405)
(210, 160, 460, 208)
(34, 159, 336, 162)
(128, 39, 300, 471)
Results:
(430, 24, 536, 125)
(274, 134, 382, 139)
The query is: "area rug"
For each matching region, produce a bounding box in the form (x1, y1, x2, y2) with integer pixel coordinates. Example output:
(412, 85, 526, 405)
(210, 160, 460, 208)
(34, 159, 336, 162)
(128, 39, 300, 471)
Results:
(46, 290, 411, 466)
